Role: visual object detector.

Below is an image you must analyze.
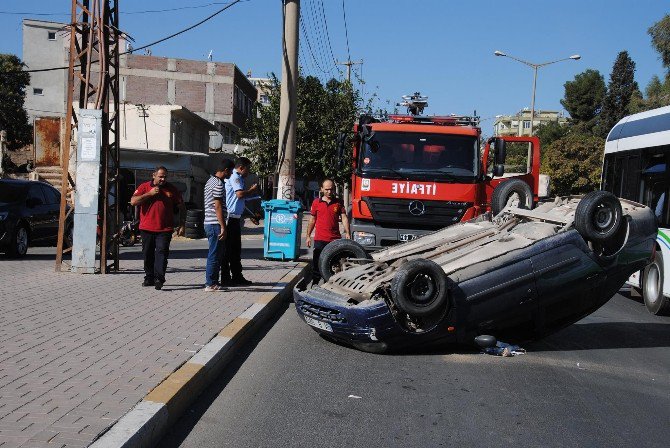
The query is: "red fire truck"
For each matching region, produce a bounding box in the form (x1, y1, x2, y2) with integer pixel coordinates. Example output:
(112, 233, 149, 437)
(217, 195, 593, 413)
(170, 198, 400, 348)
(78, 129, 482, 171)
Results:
(342, 95, 541, 250)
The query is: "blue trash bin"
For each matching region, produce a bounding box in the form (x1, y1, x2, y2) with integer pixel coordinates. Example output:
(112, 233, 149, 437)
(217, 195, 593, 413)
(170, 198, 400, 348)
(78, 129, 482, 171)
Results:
(262, 199, 304, 261)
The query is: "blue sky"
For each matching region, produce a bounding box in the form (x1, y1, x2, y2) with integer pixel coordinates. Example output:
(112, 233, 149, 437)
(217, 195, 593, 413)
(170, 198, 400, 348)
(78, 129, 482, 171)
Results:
(0, 0, 667, 134)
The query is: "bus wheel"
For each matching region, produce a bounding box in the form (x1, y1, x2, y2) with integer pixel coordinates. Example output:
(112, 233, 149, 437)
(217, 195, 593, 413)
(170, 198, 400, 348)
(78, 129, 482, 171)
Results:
(491, 179, 533, 216)
(575, 191, 623, 244)
(390, 259, 449, 318)
(318, 239, 371, 281)
(643, 250, 670, 315)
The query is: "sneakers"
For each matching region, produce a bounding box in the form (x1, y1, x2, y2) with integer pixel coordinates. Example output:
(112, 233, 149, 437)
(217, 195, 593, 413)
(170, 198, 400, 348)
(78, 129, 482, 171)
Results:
(154, 280, 164, 290)
(204, 284, 227, 292)
(142, 279, 155, 287)
(231, 277, 253, 286)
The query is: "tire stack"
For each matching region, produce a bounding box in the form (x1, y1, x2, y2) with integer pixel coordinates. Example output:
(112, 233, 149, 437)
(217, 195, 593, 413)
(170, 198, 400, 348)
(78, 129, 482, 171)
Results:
(185, 209, 205, 239)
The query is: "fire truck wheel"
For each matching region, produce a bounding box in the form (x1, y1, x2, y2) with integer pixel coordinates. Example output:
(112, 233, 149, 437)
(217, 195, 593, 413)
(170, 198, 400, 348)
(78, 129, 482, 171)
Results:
(318, 239, 371, 281)
(391, 259, 449, 318)
(491, 179, 533, 216)
(574, 191, 622, 244)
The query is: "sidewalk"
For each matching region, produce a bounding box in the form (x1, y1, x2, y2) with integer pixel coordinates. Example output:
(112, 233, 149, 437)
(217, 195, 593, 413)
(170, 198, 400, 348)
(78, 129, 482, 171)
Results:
(0, 235, 306, 447)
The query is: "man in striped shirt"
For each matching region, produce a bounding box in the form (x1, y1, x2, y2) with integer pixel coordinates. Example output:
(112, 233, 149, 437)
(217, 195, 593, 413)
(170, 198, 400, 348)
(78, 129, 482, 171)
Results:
(203, 159, 234, 291)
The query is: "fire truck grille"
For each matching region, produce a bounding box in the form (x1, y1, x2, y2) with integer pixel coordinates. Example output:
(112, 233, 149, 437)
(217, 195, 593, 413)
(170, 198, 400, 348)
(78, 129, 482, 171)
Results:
(364, 197, 472, 229)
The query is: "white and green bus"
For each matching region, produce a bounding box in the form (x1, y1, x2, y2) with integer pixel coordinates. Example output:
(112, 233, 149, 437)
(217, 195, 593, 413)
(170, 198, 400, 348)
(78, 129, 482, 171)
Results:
(603, 105, 669, 315)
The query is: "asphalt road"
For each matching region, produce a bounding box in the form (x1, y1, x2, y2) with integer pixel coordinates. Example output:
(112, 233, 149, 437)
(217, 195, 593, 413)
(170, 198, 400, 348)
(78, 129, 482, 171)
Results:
(160, 289, 670, 448)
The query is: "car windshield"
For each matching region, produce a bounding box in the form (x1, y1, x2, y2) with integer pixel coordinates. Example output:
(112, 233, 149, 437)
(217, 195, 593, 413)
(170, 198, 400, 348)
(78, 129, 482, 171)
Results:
(0, 182, 27, 205)
(359, 131, 478, 181)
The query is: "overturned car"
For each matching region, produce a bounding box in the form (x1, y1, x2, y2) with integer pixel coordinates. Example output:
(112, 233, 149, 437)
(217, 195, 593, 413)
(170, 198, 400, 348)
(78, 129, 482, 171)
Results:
(293, 192, 658, 353)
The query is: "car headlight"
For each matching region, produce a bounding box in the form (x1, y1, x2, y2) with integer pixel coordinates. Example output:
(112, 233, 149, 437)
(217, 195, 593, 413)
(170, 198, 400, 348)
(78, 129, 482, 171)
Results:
(353, 231, 375, 246)
(0, 212, 8, 221)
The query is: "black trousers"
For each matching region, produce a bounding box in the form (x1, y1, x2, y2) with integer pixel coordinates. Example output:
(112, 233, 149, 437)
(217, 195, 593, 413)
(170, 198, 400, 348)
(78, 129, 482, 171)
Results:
(221, 218, 243, 281)
(141, 230, 172, 283)
(311, 240, 329, 284)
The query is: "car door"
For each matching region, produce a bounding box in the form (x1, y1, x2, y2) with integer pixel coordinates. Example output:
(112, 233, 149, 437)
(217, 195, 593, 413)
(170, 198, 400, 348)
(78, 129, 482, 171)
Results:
(457, 254, 538, 332)
(530, 237, 605, 332)
(40, 184, 61, 242)
(25, 184, 49, 242)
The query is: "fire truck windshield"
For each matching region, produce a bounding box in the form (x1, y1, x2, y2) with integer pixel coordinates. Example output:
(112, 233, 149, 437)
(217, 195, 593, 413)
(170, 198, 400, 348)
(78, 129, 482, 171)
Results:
(358, 132, 478, 181)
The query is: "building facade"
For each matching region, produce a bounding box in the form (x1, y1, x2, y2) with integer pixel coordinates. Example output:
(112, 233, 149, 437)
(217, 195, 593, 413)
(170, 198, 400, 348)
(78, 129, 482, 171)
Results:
(493, 109, 568, 137)
(22, 19, 257, 151)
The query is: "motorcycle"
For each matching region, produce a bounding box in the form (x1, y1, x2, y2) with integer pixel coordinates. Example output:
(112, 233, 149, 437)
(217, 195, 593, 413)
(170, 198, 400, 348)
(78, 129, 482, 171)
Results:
(119, 219, 140, 246)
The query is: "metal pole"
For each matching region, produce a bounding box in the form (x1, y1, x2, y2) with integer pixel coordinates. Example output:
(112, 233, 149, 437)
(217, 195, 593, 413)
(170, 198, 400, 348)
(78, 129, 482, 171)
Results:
(529, 65, 538, 136)
(276, 0, 299, 200)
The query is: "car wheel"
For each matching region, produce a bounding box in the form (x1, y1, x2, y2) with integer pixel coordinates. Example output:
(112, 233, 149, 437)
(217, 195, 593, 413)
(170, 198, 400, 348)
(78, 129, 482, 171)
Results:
(643, 250, 669, 315)
(390, 258, 449, 317)
(8, 225, 29, 258)
(318, 239, 371, 281)
(574, 191, 622, 244)
(491, 179, 533, 216)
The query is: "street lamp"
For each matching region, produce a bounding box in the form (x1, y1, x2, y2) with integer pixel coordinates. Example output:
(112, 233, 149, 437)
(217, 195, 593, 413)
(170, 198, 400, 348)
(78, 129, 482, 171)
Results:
(494, 50, 580, 136)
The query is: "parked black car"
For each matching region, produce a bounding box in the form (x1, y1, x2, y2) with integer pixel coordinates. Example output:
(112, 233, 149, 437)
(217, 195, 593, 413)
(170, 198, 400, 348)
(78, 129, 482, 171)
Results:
(0, 179, 72, 257)
(294, 192, 658, 353)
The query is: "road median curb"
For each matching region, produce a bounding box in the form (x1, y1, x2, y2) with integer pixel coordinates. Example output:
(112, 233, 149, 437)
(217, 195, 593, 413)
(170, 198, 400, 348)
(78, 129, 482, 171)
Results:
(90, 262, 308, 448)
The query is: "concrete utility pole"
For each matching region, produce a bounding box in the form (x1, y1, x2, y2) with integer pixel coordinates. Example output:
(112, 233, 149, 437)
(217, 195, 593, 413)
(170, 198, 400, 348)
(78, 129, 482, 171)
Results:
(337, 59, 363, 83)
(276, 0, 300, 200)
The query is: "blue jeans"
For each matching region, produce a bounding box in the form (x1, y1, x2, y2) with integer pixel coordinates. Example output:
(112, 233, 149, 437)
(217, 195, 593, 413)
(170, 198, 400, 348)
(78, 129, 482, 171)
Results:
(205, 224, 225, 286)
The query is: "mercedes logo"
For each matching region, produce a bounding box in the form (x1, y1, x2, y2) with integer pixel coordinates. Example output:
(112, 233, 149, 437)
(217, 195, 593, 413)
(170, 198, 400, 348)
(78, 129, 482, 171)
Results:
(408, 200, 425, 216)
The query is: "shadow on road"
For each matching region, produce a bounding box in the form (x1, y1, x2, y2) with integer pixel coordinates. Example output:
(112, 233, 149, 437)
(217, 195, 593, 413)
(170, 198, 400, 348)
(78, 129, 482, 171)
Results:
(528, 321, 670, 351)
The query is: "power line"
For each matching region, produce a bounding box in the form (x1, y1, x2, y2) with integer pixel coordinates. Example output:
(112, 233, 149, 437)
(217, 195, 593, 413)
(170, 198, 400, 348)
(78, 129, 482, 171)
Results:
(317, 0, 340, 73)
(0, 1, 247, 17)
(0, 0, 244, 75)
(341, 0, 351, 61)
(304, 0, 332, 74)
(299, 15, 330, 76)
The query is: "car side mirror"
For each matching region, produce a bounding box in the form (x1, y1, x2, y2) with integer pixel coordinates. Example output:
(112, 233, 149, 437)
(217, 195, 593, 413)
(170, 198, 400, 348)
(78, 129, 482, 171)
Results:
(493, 164, 505, 178)
(494, 138, 507, 165)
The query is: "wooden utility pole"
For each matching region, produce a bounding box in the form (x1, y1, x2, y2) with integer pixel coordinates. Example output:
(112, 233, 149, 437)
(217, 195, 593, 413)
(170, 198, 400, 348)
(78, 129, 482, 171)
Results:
(276, 0, 300, 200)
(337, 59, 363, 83)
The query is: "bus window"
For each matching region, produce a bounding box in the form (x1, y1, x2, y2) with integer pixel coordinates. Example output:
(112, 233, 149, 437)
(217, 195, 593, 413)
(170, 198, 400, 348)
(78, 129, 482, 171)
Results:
(643, 161, 668, 227)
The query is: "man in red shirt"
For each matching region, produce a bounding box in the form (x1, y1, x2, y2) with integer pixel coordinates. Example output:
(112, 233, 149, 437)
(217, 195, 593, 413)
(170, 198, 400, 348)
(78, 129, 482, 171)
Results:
(305, 179, 351, 286)
(131, 166, 185, 290)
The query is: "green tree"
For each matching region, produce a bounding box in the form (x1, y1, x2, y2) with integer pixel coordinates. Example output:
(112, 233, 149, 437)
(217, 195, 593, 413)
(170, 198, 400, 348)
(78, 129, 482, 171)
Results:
(535, 120, 570, 147)
(542, 133, 604, 196)
(649, 14, 670, 73)
(598, 51, 640, 136)
(0, 54, 32, 150)
(242, 73, 359, 187)
(560, 69, 606, 129)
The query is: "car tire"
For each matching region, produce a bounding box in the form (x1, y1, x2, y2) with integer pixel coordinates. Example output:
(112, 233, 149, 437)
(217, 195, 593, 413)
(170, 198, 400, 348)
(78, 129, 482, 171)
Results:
(185, 216, 202, 225)
(574, 191, 622, 244)
(318, 239, 371, 282)
(8, 224, 29, 258)
(491, 179, 533, 216)
(390, 258, 449, 318)
(642, 250, 670, 315)
(184, 229, 204, 239)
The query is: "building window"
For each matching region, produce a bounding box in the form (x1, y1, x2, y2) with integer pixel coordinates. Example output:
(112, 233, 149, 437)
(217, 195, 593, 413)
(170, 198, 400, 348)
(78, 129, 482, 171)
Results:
(33, 88, 44, 95)
(523, 121, 531, 129)
(47, 31, 56, 40)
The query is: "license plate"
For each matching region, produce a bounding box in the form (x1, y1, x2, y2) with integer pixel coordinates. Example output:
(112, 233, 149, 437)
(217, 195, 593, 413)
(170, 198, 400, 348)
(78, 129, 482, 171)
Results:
(303, 315, 333, 332)
(399, 233, 418, 242)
